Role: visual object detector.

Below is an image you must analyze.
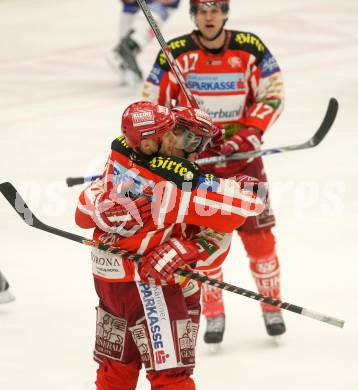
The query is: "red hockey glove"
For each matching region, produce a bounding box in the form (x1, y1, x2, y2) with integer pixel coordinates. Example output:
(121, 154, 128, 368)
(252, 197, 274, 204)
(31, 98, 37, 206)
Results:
(234, 173, 269, 201)
(233, 174, 260, 194)
(94, 182, 152, 236)
(139, 238, 199, 283)
(220, 127, 262, 156)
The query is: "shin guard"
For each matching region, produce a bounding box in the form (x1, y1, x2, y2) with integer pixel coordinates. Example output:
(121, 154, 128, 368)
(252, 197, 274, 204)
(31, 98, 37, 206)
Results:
(239, 229, 281, 312)
(202, 268, 225, 318)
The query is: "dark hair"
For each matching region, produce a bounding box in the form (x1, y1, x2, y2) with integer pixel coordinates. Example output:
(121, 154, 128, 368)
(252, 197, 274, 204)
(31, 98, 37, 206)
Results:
(190, 1, 230, 15)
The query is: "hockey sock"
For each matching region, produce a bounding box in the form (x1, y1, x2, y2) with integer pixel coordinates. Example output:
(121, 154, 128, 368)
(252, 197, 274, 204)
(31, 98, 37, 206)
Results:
(202, 267, 225, 318)
(95, 359, 140, 390)
(147, 369, 195, 390)
(239, 229, 281, 312)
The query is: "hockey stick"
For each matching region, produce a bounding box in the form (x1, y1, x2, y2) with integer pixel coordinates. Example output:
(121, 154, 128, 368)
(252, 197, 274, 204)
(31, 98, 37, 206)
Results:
(66, 175, 101, 187)
(196, 97, 338, 164)
(66, 1, 338, 188)
(136, 0, 199, 108)
(0, 181, 344, 328)
(66, 0, 198, 188)
(66, 97, 338, 187)
(134, 0, 339, 162)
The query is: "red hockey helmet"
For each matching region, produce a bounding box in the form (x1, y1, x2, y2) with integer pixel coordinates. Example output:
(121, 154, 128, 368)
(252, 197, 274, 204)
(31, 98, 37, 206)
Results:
(190, 0, 230, 14)
(172, 106, 215, 153)
(121, 101, 175, 149)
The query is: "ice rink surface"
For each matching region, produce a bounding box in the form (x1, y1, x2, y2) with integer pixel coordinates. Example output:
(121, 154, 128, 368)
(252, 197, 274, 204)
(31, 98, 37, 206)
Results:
(0, 0, 357, 389)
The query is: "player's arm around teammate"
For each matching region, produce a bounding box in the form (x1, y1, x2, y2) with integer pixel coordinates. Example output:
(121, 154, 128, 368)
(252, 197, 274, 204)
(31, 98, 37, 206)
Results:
(75, 102, 264, 389)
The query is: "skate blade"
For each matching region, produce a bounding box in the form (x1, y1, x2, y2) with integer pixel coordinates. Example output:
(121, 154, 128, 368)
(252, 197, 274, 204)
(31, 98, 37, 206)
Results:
(0, 290, 15, 304)
(208, 343, 221, 354)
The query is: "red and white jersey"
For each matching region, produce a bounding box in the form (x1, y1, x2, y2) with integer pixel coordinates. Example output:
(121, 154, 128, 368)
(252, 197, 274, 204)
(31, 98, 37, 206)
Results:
(142, 29, 284, 135)
(75, 136, 264, 283)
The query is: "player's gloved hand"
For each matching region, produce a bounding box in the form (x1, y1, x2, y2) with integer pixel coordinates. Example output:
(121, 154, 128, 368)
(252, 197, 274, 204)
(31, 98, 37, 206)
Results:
(94, 181, 152, 236)
(220, 127, 262, 156)
(226, 174, 266, 214)
(138, 238, 199, 283)
(233, 174, 260, 194)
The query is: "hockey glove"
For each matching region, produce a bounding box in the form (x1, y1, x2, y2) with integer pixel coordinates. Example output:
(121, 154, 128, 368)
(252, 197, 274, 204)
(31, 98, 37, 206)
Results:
(220, 127, 262, 156)
(94, 182, 152, 237)
(139, 238, 199, 283)
(233, 174, 260, 194)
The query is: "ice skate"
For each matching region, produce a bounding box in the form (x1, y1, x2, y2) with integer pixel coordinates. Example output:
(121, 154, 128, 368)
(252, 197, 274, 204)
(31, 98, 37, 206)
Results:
(106, 49, 142, 86)
(107, 32, 143, 86)
(0, 273, 15, 304)
(263, 310, 286, 344)
(204, 315, 225, 352)
(106, 49, 127, 83)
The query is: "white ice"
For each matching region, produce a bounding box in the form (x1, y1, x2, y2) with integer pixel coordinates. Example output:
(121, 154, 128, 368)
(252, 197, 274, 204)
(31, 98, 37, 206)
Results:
(0, 0, 357, 389)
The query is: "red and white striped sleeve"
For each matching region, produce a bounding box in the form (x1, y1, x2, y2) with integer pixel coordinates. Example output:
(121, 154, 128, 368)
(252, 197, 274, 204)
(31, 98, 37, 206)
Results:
(151, 177, 265, 233)
(75, 178, 108, 229)
(75, 154, 115, 229)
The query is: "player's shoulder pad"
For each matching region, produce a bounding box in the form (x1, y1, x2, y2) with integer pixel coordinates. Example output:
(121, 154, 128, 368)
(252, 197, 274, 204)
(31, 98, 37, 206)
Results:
(229, 30, 268, 61)
(157, 33, 198, 69)
(111, 135, 132, 157)
(147, 155, 219, 191)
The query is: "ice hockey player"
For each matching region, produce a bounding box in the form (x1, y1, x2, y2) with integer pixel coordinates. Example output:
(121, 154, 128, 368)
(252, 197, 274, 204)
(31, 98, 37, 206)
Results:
(107, 0, 181, 85)
(75, 101, 264, 389)
(0, 271, 15, 304)
(142, 0, 286, 346)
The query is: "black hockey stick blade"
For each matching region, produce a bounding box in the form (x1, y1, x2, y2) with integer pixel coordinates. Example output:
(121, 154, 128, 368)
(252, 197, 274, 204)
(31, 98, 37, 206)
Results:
(0, 182, 143, 260)
(196, 97, 339, 165)
(0, 182, 85, 244)
(308, 97, 338, 147)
